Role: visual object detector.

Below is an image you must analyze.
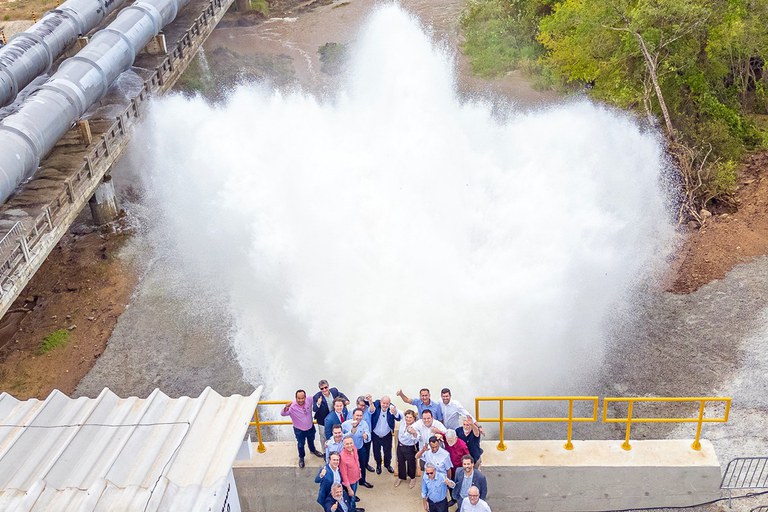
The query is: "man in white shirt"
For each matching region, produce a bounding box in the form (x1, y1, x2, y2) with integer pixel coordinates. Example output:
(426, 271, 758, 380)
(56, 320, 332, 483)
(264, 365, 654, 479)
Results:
(413, 409, 447, 447)
(461, 485, 492, 511)
(420, 435, 453, 474)
(439, 388, 471, 430)
(413, 409, 446, 471)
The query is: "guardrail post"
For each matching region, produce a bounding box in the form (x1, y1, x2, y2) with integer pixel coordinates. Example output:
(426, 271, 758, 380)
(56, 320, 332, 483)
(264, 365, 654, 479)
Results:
(564, 399, 574, 450)
(497, 400, 507, 451)
(18, 237, 31, 263)
(252, 408, 267, 453)
(622, 400, 634, 451)
(692, 400, 705, 451)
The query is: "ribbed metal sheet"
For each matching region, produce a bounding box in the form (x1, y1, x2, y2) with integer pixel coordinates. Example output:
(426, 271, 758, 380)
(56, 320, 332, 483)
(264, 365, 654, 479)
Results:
(0, 386, 260, 511)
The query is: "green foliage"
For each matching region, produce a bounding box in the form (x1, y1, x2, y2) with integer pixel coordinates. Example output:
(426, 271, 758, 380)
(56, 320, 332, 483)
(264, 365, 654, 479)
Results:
(460, 0, 554, 77)
(708, 160, 738, 200)
(39, 329, 70, 354)
(250, 0, 269, 17)
(459, 0, 768, 212)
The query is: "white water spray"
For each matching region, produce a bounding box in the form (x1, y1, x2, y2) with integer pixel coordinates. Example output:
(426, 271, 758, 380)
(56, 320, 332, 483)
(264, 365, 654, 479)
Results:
(136, 5, 674, 400)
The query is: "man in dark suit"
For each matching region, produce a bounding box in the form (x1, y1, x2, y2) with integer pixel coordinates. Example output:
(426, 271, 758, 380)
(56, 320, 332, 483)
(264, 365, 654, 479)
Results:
(449, 455, 488, 510)
(324, 398, 349, 439)
(324, 483, 361, 512)
(313, 379, 350, 439)
(369, 395, 401, 474)
(316, 451, 343, 507)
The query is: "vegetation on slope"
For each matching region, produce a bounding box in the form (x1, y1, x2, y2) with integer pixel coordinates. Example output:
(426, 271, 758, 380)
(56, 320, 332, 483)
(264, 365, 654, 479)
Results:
(461, 0, 768, 223)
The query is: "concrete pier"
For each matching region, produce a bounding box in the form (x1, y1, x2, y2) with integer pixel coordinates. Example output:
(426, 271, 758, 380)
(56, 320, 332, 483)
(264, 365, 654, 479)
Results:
(88, 175, 120, 225)
(233, 440, 722, 511)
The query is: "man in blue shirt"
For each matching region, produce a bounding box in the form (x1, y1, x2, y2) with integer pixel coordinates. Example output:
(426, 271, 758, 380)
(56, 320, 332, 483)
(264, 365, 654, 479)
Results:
(342, 408, 373, 489)
(397, 388, 443, 421)
(421, 463, 451, 512)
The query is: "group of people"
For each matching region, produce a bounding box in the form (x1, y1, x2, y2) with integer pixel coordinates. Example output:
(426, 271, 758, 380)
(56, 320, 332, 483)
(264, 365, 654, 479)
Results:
(279, 380, 493, 512)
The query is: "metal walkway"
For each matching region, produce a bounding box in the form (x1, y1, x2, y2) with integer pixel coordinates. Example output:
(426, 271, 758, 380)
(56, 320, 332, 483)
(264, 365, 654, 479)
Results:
(0, 0, 233, 318)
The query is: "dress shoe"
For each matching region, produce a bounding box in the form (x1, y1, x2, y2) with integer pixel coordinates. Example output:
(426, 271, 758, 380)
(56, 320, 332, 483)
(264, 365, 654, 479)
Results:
(375, 465, 382, 475)
(408, 478, 416, 489)
(386, 465, 394, 474)
(354, 496, 360, 502)
(394, 479, 402, 487)
(310, 450, 324, 458)
(298, 457, 305, 468)
(356, 509, 365, 512)
(365, 464, 375, 473)
(360, 481, 374, 488)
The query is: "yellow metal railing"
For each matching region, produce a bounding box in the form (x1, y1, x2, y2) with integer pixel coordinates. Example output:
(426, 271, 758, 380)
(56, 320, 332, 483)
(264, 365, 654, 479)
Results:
(474, 396, 599, 451)
(250, 396, 732, 454)
(602, 397, 732, 451)
(250, 400, 304, 453)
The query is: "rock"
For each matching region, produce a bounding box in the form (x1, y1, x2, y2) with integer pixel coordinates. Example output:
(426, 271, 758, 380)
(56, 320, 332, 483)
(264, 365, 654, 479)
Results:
(50, 315, 57, 319)
(700, 209, 712, 219)
(87, 316, 95, 321)
(67, 324, 77, 331)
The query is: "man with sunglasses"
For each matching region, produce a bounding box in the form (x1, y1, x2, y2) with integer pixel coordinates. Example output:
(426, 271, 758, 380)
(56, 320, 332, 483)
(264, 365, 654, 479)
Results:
(313, 379, 350, 439)
(421, 463, 451, 512)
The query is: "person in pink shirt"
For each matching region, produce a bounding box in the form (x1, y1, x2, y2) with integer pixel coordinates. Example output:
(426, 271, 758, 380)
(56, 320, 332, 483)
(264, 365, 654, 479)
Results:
(339, 435, 365, 512)
(281, 389, 324, 468)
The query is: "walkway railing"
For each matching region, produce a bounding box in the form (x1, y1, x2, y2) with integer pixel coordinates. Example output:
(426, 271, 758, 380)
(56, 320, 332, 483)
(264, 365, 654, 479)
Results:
(603, 397, 731, 451)
(474, 396, 599, 451)
(250, 395, 730, 453)
(249, 400, 299, 454)
(0, 0, 231, 315)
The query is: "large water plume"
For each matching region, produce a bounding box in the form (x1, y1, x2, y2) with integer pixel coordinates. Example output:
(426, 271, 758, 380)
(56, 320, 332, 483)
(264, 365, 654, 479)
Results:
(134, 4, 675, 400)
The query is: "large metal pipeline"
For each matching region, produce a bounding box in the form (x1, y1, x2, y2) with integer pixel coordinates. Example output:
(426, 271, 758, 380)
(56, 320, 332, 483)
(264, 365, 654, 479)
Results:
(0, 0, 127, 108)
(0, 0, 190, 203)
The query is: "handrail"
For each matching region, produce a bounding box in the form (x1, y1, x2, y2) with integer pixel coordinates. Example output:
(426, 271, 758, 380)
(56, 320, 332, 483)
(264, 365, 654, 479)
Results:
(249, 400, 306, 454)
(602, 397, 731, 451)
(474, 396, 599, 451)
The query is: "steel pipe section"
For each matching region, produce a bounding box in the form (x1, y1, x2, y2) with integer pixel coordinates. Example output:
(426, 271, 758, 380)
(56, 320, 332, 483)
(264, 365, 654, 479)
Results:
(0, 0, 127, 108)
(0, 0, 190, 202)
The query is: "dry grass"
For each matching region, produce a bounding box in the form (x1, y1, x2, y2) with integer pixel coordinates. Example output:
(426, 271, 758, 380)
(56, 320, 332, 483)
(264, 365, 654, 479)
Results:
(1, 0, 59, 23)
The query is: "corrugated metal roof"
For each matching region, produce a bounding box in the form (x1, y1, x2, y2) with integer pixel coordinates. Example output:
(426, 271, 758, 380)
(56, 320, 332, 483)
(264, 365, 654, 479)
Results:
(0, 386, 261, 511)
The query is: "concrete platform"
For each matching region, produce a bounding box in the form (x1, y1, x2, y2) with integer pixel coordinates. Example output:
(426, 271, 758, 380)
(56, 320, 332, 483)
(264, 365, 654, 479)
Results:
(233, 439, 723, 511)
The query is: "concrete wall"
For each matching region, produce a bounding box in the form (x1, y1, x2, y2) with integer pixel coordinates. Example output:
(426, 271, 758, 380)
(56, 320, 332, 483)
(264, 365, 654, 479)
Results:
(233, 440, 722, 512)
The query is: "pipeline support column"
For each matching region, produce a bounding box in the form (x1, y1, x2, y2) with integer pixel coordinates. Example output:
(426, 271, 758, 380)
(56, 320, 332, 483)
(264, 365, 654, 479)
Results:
(88, 175, 120, 225)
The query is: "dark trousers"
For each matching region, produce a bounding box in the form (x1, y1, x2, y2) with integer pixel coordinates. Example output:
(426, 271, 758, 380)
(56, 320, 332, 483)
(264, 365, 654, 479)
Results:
(427, 498, 448, 512)
(293, 425, 317, 458)
(358, 442, 370, 482)
(372, 432, 393, 467)
(396, 443, 417, 480)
